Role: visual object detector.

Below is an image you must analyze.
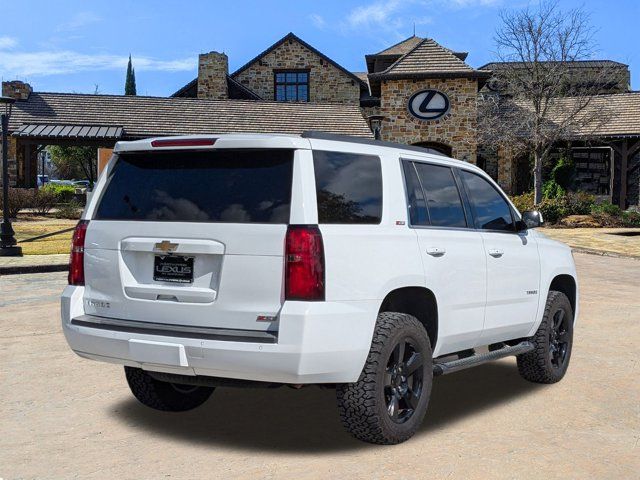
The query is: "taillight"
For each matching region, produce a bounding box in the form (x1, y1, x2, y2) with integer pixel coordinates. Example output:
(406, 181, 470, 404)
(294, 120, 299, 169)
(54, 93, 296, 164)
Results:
(68, 220, 89, 286)
(285, 225, 325, 301)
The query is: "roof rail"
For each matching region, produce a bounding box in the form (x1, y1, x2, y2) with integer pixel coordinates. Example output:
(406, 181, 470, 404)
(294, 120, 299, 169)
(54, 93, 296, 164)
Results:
(300, 131, 447, 156)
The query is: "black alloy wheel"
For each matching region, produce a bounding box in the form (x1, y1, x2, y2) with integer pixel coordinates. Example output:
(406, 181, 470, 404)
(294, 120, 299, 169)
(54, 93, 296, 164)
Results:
(517, 291, 574, 384)
(384, 339, 424, 423)
(336, 312, 433, 444)
(549, 307, 570, 369)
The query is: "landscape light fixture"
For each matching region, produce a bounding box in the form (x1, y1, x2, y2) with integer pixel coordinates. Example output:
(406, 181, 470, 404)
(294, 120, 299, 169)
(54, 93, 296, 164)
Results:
(368, 115, 385, 140)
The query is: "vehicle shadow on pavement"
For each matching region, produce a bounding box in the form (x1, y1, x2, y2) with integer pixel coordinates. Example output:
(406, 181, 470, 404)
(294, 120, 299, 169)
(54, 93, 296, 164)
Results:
(111, 362, 543, 453)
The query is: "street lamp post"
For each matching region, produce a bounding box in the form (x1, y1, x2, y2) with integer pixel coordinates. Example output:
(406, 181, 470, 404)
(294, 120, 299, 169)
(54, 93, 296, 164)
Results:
(0, 95, 22, 256)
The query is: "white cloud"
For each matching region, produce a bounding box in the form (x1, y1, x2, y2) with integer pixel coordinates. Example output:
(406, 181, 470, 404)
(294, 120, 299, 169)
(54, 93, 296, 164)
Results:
(0, 50, 196, 77)
(338, 0, 501, 39)
(309, 13, 326, 29)
(345, 0, 403, 29)
(0, 36, 17, 49)
(55, 11, 101, 32)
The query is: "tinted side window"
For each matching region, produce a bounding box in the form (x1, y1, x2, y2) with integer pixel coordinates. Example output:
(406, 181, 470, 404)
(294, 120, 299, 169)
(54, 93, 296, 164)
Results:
(313, 151, 382, 224)
(402, 161, 429, 226)
(460, 170, 516, 231)
(414, 163, 467, 228)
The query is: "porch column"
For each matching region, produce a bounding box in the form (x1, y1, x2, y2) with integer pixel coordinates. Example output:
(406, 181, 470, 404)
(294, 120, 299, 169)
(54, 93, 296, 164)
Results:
(611, 139, 640, 209)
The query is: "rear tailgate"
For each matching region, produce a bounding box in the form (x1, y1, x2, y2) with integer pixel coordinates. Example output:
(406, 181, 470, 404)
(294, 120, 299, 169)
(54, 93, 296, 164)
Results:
(82, 148, 295, 333)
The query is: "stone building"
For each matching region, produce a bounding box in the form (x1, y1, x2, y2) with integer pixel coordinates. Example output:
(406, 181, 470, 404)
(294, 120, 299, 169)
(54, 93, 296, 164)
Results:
(2, 32, 639, 206)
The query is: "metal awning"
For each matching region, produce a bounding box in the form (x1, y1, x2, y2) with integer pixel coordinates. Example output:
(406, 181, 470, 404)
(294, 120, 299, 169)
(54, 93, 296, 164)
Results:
(13, 124, 124, 139)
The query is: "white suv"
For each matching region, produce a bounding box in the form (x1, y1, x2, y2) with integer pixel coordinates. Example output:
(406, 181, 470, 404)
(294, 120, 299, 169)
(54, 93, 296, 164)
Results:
(62, 132, 578, 444)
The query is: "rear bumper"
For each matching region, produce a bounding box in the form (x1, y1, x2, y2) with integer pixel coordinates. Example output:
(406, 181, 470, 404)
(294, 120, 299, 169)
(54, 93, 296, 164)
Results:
(61, 286, 378, 384)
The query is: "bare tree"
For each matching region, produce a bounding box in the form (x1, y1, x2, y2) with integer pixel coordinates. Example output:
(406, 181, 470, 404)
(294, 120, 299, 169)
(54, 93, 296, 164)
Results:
(479, 0, 615, 203)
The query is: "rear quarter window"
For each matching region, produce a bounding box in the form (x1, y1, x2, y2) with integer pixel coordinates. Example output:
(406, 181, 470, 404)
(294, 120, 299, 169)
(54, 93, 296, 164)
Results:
(94, 149, 293, 223)
(312, 151, 382, 224)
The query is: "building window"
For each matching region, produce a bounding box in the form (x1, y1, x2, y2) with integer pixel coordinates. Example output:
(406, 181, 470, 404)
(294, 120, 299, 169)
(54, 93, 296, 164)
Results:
(275, 71, 309, 102)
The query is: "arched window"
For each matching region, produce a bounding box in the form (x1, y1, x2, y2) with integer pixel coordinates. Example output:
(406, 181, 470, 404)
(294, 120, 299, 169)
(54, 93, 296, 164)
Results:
(412, 141, 452, 157)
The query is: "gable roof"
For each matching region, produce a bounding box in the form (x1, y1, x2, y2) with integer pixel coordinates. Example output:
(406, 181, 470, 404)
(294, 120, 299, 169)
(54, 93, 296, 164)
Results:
(8, 92, 373, 138)
(171, 76, 263, 100)
(230, 32, 367, 87)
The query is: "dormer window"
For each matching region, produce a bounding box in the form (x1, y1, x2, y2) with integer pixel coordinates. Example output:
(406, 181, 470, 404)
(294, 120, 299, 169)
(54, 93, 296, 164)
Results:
(275, 70, 309, 102)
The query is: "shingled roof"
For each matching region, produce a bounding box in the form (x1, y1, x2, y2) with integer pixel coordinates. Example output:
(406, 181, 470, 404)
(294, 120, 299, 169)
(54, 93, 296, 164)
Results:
(499, 92, 640, 139)
(230, 32, 367, 88)
(559, 92, 640, 138)
(7, 92, 373, 139)
(370, 38, 489, 79)
(372, 36, 424, 56)
(479, 60, 628, 71)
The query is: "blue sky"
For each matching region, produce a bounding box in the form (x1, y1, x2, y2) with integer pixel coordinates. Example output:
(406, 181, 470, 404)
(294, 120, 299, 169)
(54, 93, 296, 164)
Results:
(1, 0, 637, 96)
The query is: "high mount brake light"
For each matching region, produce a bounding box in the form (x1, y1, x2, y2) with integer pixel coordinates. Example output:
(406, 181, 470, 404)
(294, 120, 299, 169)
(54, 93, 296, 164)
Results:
(68, 220, 89, 286)
(150, 138, 216, 148)
(285, 225, 325, 301)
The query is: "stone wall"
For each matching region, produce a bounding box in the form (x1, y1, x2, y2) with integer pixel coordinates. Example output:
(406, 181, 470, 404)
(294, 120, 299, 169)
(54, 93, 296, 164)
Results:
(0, 137, 18, 187)
(233, 38, 360, 104)
(378, 77, 479, 164)
(197, 52, 228, 100)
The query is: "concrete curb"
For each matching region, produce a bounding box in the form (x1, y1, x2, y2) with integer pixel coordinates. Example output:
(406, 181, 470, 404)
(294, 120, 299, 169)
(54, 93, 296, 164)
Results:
(570, 247, 640, 261)
(0, 263, 69, 276)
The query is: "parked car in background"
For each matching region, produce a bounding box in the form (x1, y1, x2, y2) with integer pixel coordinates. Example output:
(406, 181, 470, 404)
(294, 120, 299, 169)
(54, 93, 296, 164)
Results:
(72, 180, 91, 188)
(49, 179, 75, 186)
(37, 175, 49, 187)
(61, 133, 578, 445)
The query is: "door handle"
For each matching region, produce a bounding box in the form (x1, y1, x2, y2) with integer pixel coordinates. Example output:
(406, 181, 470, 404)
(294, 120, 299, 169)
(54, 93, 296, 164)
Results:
(426, 247, 446, 256)
(488, 248, 504, 257)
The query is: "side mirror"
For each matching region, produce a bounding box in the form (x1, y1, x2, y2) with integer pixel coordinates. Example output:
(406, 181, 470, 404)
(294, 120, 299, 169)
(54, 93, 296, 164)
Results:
(520, 210, 544, 230)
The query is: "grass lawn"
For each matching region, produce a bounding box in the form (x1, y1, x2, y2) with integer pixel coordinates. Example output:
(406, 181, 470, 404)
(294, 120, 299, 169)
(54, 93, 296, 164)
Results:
(13, 215, 77, 255)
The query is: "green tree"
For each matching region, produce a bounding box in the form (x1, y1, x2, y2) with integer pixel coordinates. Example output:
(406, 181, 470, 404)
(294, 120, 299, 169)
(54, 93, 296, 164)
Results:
(125, 54, 137, 96)
(49, 146, 98, 183)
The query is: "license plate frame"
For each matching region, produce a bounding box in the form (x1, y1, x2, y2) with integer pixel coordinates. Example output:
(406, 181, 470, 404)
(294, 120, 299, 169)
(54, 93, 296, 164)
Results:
(153, 255, 194, 284)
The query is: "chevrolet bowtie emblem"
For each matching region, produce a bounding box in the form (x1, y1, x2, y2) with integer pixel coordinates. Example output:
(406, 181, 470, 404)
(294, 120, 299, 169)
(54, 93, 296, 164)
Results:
(154, 240, 178, 253)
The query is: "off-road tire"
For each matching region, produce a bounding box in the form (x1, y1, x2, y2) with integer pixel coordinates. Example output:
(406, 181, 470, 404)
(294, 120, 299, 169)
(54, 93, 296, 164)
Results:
(336, 312, 433, 445)
(125, 367, 214, 411)
(517, 291, 574, 384)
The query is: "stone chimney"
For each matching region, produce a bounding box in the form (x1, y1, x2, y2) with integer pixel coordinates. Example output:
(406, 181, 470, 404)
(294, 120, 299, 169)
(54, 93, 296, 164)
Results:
(197, 52, 228, 100)
(2, 80, 32, 100)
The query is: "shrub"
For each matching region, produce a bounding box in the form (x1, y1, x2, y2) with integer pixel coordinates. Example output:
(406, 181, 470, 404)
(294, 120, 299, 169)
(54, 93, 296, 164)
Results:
(53, 200, 83, 219)
(511, 191, 534, 213)
(565, 192, 596, 216)
(0, 188, 34, 218)
(591, 202, 622, 217)
(42, 184, 76, 203)
(551, 156, 575, 190)
(537, 197, 567, 224)
(32, 188, 58, 215)
(622, 210, 640, 227)
(542, 179, 565, 199)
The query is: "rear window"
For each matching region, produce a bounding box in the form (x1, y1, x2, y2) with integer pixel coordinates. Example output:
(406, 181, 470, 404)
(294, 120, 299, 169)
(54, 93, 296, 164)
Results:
(95, 149, 293, 223)
(313, 151, 382, 224)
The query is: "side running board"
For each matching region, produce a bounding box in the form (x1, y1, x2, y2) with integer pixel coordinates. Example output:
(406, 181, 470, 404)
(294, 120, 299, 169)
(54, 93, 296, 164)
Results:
(433, 341, 534, 376)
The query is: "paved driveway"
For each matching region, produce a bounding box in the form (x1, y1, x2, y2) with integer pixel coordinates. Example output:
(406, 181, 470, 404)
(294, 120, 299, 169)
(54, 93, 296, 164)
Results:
(1, 253, 638, 479)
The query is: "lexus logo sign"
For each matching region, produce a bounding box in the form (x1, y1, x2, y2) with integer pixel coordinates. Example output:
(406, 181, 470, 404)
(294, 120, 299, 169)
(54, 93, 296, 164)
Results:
(408, 89, 450, 121)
